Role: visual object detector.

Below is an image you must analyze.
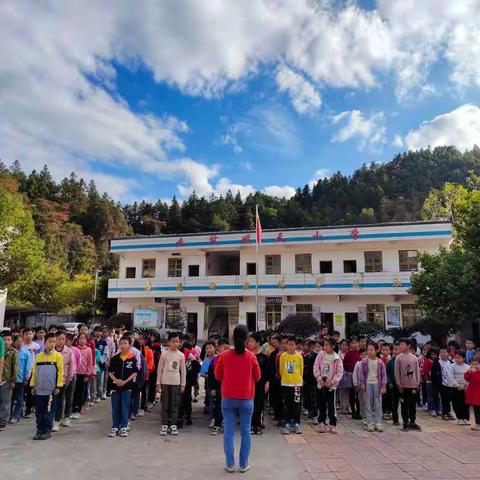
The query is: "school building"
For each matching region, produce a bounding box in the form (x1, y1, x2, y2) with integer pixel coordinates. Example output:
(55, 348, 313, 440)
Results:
(107, 221, 452, 340)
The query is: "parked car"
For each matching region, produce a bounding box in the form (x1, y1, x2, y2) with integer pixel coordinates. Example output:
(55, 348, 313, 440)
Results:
(62, 322, 83, 334)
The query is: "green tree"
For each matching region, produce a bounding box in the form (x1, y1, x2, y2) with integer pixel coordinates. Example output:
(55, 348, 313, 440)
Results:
(0, 177, 45, 288)
(411, 187, 480, 327)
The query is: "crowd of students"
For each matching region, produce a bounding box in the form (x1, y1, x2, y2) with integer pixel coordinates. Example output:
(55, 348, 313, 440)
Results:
(1, 324, 480, 443)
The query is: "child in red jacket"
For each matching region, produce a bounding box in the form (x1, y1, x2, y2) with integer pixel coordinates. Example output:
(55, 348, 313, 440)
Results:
(465, 358, 480, 431)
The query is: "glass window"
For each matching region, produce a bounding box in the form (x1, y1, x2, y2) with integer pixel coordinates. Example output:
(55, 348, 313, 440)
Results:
(165, 299, 182, 329)
(142, 259, 156, 278)
(295, 254, 312, 274)
(246, 263, 256, 275)
(265, 255, 281, 274)
(168, 258, 182, 277)
(399, 250, 418, 272)
(296, 304, 313, 314)
(188, 265, 199, 277)
(266, 304, 282, 330)
(367, 304, 385, 326)
(125, 267, 136, 279)
(343, 260, 357, 273)
(401, 304, 423, 328)
(364, 251, 383, 272)
(319, 261, 333, 274)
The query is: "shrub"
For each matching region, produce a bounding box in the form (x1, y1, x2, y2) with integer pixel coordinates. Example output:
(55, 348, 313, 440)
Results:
(277, 314, 321, 338)
(349, 322, 382, 338)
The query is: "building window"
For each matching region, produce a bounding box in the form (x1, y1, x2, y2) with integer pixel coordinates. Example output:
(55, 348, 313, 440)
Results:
(319, 261, 333, 274)
(168, 258, 182, 277)
(142, 259, 156, 278)
(366, 304, 385, 326)
(296, 304, 313, 314)
(266, 304, 282, 329)
(188, 265, 199, 277)
(165, 299, 182, 329)
(125, 267, 136, 279)
(246, 262, 256, 275)
(399, 250, 418, 272)
(343, 260, 357, 273)
(265, 255, 281, 274)
(401, 304, 423, 328)
(364, 251, 383, 272)
(295, 254, 312, 274)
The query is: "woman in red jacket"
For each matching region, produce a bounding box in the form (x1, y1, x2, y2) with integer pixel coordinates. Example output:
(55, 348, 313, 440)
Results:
(215, 325, 260, 473)
(465, 358, 480, 430)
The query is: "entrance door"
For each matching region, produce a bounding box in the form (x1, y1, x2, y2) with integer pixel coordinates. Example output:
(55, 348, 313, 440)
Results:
(246, 312, 257, 332)
(187, 312, 198, 339)
(345, 312, 358, 337)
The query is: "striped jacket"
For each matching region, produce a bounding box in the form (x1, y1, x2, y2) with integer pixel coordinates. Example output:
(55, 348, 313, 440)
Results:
(30, 350, 64, 395)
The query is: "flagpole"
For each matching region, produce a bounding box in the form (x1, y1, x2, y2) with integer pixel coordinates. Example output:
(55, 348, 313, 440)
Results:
(255, 204, 259, 330)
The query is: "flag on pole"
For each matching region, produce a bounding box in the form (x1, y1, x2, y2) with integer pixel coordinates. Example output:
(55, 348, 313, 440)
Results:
(255, 205, 262, 245)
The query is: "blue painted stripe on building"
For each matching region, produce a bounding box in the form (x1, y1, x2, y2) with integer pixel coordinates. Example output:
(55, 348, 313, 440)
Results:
(110, 230, 451, 251)
(109, 281, 411, 293)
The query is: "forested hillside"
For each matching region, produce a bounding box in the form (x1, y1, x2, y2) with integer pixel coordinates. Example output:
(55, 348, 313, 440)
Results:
(124, 146, 480, 234)
(1, 145, 479, 314)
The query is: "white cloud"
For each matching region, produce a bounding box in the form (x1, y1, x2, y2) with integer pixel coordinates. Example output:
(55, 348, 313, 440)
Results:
(332, 110, 386, 150)
(393, 134, 404, 148)
(262, 185, 296, 199)
(402, 104, 480, 151)
(275, 65, 321, 114)
(308, 168, 332, 189)
(1, 0, 480, 202)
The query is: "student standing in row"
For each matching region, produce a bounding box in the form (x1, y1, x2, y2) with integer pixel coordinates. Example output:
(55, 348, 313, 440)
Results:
(313, 337, 343, 434)
(10, 335, 31, 424)
(0, 332, 18, 431)
(358, 341, 387, 432)
(53, 331, 76, 430)
(449, 351, 470, 425)
(156, 332, 186, 436)
(30, 333, 64, 440)
(108, 336, 139, 438)
(465, 358, 480, 431)
(279, 336, 304, 435)
(394, 338, 421, 431)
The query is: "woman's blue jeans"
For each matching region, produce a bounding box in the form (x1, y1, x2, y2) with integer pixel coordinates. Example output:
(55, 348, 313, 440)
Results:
(221, 398, 254, 469)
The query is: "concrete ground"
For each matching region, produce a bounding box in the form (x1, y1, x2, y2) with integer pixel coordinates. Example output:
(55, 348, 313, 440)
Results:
(2, 399, 480, 480)
(291, 410, 480, 480)
(0, 397, 305, 480)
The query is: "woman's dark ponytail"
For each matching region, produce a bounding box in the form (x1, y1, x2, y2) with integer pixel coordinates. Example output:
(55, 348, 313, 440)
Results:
(233, 324, 248, 354)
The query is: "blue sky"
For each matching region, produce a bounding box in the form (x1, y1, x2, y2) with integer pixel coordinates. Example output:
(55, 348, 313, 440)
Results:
(1, 1, 480, 202)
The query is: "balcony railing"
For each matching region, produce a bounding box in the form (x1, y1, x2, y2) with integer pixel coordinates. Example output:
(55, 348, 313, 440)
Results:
(108, 272, 413, 297)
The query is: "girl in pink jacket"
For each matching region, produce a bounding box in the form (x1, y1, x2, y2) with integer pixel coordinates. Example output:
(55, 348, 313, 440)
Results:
(71, 333, 95, 417)
(313, 338, 344, 434)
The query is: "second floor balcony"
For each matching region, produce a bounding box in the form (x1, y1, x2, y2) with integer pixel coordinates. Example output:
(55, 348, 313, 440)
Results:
(108, 272, 413, 298)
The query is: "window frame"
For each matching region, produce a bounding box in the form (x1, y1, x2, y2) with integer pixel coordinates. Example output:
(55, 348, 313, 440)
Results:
(296, 304, 313, 314)
(188, 264, 200, 277)
(364, 251, 383, 273)
(399, 250, 419, 272)
(246, 262, 257, 275)
(295, 253, 312, 274)
(366, 304, 385, 326)
(168, 257, 183, 278)
(265, 254, 281, 275)
(141, 259, 156, 278)
(125, 267, 136, 279)
(319, 260, 333, 274)
(343, 259, 357, 273)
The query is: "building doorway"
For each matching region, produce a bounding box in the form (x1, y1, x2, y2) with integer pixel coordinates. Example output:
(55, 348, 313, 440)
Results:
(203, 297, 239, 340)
(246, 312, 257, 332)
(187, 312, 198, 339)
(345, 312, 359, 337)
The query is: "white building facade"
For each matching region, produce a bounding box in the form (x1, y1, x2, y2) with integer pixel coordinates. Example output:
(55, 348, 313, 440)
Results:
(108, 221, 451, 340)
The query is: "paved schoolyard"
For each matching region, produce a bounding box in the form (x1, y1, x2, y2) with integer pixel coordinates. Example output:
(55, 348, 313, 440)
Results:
(2, 401, 479, 480)
(288, 411, 480, 480)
